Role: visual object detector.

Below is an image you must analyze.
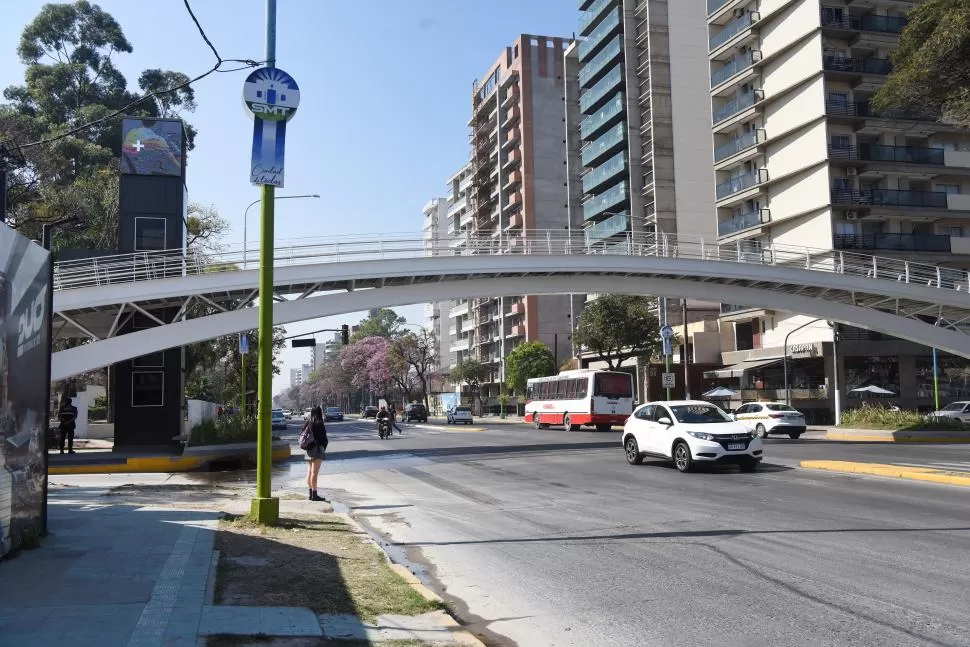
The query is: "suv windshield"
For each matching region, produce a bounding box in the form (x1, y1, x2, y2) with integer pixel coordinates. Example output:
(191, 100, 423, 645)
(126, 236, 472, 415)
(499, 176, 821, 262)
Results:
(670, 404, 732, 424)
(326, 407, 340, 412)
(941, 402, 967, 411)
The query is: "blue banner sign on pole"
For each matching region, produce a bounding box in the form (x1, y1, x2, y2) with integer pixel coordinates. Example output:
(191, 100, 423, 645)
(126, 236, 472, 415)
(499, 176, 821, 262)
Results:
(243, 67, 301, 187)
(239, 334, 249, 355)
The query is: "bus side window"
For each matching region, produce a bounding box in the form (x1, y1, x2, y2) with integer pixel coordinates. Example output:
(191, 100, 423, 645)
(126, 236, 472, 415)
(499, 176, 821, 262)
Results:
(576, 379, 588, 400)
(526, 385, 533, 401)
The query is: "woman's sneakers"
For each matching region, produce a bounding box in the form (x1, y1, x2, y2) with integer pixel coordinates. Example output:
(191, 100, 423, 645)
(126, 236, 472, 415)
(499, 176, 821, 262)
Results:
(309, 489, 326, 502)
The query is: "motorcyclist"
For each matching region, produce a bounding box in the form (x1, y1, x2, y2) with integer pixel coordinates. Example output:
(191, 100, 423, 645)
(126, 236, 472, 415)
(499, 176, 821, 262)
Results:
(376, 405, 391, 436)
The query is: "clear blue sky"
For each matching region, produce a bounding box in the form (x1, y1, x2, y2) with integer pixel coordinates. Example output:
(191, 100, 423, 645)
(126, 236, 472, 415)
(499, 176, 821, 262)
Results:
(0, 0, 578, 394)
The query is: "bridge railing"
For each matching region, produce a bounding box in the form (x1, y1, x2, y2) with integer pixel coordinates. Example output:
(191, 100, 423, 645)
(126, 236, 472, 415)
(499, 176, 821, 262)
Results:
(52, 230, 970, 296)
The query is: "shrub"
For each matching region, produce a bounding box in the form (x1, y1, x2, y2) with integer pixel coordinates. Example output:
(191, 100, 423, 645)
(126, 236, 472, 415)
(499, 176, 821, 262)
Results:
(840, 404, 964, 430)
(189, 415, 258, 446)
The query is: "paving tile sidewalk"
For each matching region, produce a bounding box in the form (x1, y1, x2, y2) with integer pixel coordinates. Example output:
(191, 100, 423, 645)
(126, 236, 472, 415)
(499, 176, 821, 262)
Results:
(0, 487, 483, 647)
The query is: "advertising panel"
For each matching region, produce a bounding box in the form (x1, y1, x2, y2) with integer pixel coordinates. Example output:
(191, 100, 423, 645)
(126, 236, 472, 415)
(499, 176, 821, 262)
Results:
(120, 117, 185, 178)
(0, 223, 51, 556)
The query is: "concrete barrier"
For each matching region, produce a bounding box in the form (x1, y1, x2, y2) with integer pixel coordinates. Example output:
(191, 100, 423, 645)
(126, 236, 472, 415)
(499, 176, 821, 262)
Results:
(826, 427, 970, 443)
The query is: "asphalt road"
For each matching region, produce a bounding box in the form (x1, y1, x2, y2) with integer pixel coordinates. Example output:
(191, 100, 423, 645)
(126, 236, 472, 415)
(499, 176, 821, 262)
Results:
(272, 417, 970, 646)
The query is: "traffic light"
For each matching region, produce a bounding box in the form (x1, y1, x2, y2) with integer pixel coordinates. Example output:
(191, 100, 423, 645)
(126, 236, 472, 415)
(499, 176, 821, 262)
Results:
(341, 324, 349, 345)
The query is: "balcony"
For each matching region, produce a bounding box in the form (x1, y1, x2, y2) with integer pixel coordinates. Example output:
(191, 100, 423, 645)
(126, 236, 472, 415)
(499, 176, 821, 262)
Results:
(461, 319, 476, 333)
(450, 338, 470, 353)
(504, 127, 521, 147)
(503, 148, 521, 169)
(583, 181, 628, 220)
(834, 233, 951, 253)
(449, 303, 470, 319)
(582, 122, 626, 166)
(580, 64, 623, 113)
(820, 11, 907, 35)
(825, 99, 938, 123)
(506, 105, 520, 124)
(865, 188, 949, 208)
(714, 128, 765, 163)
(579, 7, 621, 62)
(823, 56, 892, 76)
(711, 50, 761, 88)
(503, 169, 522, 190)
(447, 196, 467, 217)
(581, 94, 624, 140)
(509, 324, 526, 338)
(831, 144, 945, 165)
(710, 12, 756, 51)
(708, 0, 733, 15)
(579, 0, 615, 36)
(715, 169, 766, 200)
(713, 90, 763, 125)
(579, 36, 622, 88)
(583, 151, 626, 194)
(507, 212, 523, 229)
(511, 302, 525, 315)
(718, 208, 768, 236)
(586, 212, 629, 241)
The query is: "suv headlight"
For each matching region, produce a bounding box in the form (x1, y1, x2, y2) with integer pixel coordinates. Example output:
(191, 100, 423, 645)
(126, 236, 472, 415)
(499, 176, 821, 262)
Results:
(686, 430, 714, 441)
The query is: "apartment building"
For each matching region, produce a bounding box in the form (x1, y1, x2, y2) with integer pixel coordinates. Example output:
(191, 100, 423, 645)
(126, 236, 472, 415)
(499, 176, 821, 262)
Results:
(445, 162, 473, 370)
(447, 34, 576, 408)
(567, 0, 722, 397)
(705, 0, 970, 421)
(311, 331, 343, 373)
(421, 198, 452, 368)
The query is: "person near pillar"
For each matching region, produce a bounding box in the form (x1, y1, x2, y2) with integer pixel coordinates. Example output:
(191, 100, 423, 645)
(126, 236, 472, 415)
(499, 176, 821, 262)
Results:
(57, 397, 78, 454)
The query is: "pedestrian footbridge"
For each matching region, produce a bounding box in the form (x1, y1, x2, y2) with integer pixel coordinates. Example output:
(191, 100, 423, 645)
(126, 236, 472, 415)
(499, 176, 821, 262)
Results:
(50, 231, 970, 380)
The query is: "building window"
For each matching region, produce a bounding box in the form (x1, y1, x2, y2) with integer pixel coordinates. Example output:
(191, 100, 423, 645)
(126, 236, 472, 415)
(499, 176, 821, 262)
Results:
(828, 92, 848, 106)
(833, 178, 853, 193)
(938, 225, 964, 237)
(936, 183, 961, 194)
(132, 352, 164, 368)
(835, 220, 858, 235)
(830, 135, 851, 150)
(134, 217, 166, 251)
(132, 371, 165, 407)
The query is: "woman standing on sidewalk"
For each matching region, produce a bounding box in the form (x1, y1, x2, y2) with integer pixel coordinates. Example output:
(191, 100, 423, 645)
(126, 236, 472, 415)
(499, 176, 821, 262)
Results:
(303, 406, 328, 501)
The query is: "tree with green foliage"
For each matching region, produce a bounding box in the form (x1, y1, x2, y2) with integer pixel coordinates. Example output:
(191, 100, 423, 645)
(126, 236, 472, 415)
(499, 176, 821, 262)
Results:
(1, 0, 199, 247)
(504, 341, 555, 395)
(873, 0, 970, 127)
(572, 295, 662, 370)
(451, 358, 491, 414)
(350, 308, 406, 343)
(185, 327, 286, 412)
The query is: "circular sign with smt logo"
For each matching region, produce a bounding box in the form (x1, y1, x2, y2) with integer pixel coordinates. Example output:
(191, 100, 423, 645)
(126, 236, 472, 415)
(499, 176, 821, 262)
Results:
(243, 67, 300, 122)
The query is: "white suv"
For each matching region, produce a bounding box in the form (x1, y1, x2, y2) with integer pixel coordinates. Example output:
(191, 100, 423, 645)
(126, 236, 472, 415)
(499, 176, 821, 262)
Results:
(622, 400, 763, 472)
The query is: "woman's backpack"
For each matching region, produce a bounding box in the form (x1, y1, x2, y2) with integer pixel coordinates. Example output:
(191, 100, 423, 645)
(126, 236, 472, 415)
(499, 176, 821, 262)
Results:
(299, 421, 316, 451)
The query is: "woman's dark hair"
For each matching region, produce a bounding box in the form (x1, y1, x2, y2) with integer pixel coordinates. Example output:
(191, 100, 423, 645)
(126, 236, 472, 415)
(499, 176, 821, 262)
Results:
(311, 406, 323, 422)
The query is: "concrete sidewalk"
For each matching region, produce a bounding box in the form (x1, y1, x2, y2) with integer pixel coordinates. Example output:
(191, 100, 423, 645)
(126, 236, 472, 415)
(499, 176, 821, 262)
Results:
(0, 485, 483, 647)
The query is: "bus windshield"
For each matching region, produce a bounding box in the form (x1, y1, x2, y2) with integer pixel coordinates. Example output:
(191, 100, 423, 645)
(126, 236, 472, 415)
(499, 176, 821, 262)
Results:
(593, 373, 632, 398)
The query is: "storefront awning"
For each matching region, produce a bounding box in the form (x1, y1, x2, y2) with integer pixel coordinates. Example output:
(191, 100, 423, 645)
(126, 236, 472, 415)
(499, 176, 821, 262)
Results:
(703, 357, 782, 380)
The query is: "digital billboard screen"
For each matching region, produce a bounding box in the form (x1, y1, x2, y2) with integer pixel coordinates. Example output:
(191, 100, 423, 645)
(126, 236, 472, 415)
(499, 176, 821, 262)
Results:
(120, 117, 185, 177)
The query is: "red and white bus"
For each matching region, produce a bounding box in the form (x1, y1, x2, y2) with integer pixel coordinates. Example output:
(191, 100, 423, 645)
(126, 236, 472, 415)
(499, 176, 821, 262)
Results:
(524, 369, 635, 431)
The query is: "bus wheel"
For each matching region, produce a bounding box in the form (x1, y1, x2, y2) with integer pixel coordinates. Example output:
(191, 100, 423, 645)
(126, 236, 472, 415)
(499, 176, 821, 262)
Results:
(564, 414, 579, 432)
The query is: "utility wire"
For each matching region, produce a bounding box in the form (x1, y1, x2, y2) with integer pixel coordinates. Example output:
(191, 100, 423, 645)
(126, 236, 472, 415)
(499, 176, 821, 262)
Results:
(1, 0, 262, 153)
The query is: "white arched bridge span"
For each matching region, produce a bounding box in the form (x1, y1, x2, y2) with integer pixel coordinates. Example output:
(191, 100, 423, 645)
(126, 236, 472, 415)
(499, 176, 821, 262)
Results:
(50, 231, 970, 381)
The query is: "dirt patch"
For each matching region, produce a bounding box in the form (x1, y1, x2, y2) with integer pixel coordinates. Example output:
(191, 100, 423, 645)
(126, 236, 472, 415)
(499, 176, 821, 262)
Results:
(106, 483, 247, 505)
(214, 513, 442, 622)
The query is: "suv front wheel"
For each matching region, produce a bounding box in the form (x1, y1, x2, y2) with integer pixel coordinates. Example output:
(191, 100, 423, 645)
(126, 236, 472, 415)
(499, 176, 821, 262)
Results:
(673, 442, 693, 473)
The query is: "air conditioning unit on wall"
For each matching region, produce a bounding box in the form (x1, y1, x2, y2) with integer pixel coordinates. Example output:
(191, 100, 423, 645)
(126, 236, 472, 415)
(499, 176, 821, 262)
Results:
(845, 211, 859, 220)
(845, 167, 857, 176)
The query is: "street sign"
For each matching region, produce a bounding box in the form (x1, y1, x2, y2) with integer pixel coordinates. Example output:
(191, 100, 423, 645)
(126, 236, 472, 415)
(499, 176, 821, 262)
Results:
(661, 372, 676, 389)
(243, 67, 301, 187)
(663, 338, 672, 356)
(291, 338, 316, 348)
(239, 334, 248, 354)
(660, 325, 674, 339)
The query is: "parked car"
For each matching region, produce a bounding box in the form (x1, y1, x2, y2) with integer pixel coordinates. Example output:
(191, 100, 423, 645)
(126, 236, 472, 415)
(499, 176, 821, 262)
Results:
(446, 405, 474, 425)
(324, 406, 344, 422)
(271, 409, 287, 431)
(927, 401, 970, 425)
(303, 408, 313, 421)
(622, 400, 762, 472)
(282, 409, 293, 419)
(404, 403, 428, 423)
(363, 406, 379, 419)
(732, 401, 806, 439)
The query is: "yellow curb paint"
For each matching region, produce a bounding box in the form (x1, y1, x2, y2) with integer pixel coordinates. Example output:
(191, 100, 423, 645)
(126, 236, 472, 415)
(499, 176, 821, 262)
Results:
(49, 447, 292, 475)
(800, 460, 970, 487)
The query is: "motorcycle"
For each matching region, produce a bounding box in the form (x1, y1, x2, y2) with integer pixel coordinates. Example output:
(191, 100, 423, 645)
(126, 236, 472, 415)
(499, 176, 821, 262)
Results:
(377, 417, 391, 440)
